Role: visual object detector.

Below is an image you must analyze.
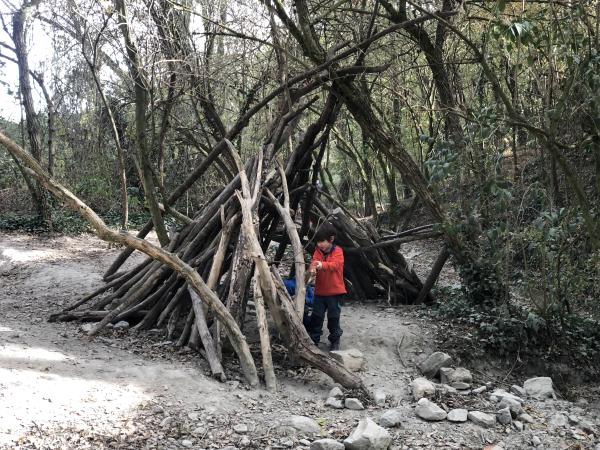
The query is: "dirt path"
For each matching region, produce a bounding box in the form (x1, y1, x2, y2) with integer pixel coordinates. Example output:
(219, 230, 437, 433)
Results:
(0, 232, 598, 449)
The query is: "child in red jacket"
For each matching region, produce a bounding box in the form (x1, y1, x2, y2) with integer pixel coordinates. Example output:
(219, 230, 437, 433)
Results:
(308, 223, 346, 351)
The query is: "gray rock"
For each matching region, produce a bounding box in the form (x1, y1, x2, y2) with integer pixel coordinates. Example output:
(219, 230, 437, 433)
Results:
(379, 409, 403, 428)
(192, 426, 206, 435)
(114, 320, 130, 330)
(345, 398, 364, 410)
(233, 424, 249, 434)
(280, 416, 320, 435)
(523, 377, 555, 400)
(328, 386, 344, 399)
(415, 398, 447, 421)
(568, 415, 580, 425)
(439, 367, 454, 384)
(472, 386, 487, 394)
(550, 413, 569, 428)
(447, 409, 468, 423)
(160, 416, 175, 428)
(468, 411, 496, 428)
(80, 323, 95, 333)
(310, 439, 345, 450)
(240, 436, 251, 447)
(490, 389, 524, 404)
(531, 436, 542, 446)
(300, 440, 311, 446)
(187, 412, 199, 421)
(325, 397, 344, 409)
(330, 348, 364, 372)
(417, 352, 452, 378)
(513, 420, 524, 432)
(517, 413, 534, 424)
(510, 385, 527, 398)
(578, 419, 596, 434)
(435, 383, 457, 395)
(447, 367, 473, 385)
(373, 389, 387, 406)
(451, 381, 471, 390)
(343, 418, 391, 450)
(411, 377, 435, 400)
(498, 397, 523, 417)
(496, 407, 512, 425)
(181, 440, 193, 448)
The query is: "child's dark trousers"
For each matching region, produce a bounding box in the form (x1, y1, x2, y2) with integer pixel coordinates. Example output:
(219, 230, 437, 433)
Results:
(307, 295, 343, 345)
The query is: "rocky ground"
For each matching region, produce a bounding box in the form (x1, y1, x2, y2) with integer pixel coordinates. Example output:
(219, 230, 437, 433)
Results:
(0, 231, 598, 449)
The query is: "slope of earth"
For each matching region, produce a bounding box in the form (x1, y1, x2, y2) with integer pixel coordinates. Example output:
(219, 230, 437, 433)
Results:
(0, 231, 598, 449)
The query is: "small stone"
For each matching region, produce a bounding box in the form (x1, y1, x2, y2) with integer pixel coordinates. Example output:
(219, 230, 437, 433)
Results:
(523, 377, 555, 400)
(234, 424, 249, 434)
(280, 416, 320, 435)
(496, 407, 512, 425)
(568, 415, 580, 425)
(490, 389, 524, 405)
(328, 387, 344, 399)
(325, 397, 344, 409)
(578, 419, 596, 434)
(188, 412, 199, 420)
(160, 416, 174, 428)
(411, 377, 435, 401)
(417, 352, 453, 378)
(435, 383, 457, 395)
(379, 409, 403, 428)
(181, 440, 193, 448)
(373, 389, 387, 406)
(192, 426, 206, 435)
(80, 323, 94, 333)
(513, 421, 524, 432)
(343, 418, 391, 450)
(345, 398, 364, 410)
(468, 411, 496, 428)
(510, 385, 527, 398)
(451, 381, 471, 390)
(114, 320, 130, 330)
(310, 438, 345, 450)
(531, 436, 542, 446)
(415, 398, 447, 421)
(439, 367, 454, 384)
(449, 367, 473, 384)
(498, 397, 523, 417)
(550, 413, 569, 428)
(240, 436, 251, 447)
(300, 439, 311, 446)
(472, 386, 487, 394)
(447, 409, 468, 423)
(330, 349, 364, 372)
(517, 413, 534, 424)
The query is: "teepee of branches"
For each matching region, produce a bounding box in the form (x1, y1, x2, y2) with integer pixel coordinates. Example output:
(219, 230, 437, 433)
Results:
(2, 93, 432, 391)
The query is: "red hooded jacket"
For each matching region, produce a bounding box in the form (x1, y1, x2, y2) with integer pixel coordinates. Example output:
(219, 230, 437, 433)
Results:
(311, 245, 346, 296)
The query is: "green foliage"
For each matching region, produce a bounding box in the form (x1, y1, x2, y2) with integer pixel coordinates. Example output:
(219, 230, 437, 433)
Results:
(0, 210, 153, 234)
(435, 287, 600, 372)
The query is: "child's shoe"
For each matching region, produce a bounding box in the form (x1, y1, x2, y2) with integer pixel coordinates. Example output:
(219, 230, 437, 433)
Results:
(329, 340, 340, 351)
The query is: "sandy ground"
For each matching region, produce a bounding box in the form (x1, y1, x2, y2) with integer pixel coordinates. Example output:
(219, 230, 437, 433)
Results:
(0, 231, 598, 449)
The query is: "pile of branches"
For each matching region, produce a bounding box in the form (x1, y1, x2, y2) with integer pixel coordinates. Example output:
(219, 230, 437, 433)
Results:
(42, 97, 432, 390)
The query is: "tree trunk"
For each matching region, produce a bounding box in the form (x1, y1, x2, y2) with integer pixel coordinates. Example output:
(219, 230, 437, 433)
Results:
(12, 2, 51, 227)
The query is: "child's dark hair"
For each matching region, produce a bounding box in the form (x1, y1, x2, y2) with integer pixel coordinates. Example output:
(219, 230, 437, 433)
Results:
(314, 223, 336, 242)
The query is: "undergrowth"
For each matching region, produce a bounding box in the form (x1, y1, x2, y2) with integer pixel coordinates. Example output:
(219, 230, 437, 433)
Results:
(0, 210, 156, 234)
(432, 286, 600, 380)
